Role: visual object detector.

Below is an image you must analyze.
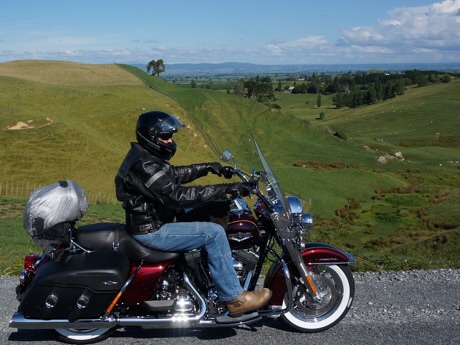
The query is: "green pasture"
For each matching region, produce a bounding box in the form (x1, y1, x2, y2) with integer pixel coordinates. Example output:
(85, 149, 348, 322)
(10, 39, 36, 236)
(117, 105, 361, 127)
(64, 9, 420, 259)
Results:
(317, 80, 460, 169)
(0, 61, 459, 274)
(273, 92, 336, 121)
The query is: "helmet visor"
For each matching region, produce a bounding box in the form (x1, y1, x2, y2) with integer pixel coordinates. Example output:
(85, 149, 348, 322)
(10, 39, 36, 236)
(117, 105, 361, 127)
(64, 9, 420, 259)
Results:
(158, 131, 174, 140)
(152, 115, 185, 138)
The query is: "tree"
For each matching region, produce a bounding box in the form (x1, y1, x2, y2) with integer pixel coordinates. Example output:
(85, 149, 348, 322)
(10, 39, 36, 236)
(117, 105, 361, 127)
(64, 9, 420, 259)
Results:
(440, 74, 451, 83)
(292, 82, 308, 94)
(333, 92, 346, 108)
(243, 76, 275, 103)
(317, 93, 322, 108)
(233, 80, 246, 96)
(275, 80, 282, 92)
(147, 59, 165, 77)
(365, 86, 377, 104)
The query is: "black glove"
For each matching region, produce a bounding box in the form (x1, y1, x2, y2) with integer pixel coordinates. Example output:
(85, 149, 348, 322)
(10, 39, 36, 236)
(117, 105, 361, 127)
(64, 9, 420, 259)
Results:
(220, 166, 234, 179)
(225, 182, 252, 199)
(206, 162, 223, 176)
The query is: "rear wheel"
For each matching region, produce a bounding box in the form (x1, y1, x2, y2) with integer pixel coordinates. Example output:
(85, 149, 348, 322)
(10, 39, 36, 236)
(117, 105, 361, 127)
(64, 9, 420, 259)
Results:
(280, 264, 354, 333)
(53, 327, 116, 344)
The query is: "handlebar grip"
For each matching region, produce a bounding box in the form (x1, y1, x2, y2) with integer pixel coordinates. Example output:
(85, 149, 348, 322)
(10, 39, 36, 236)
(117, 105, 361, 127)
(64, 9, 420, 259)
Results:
(221, 166, 235, 179)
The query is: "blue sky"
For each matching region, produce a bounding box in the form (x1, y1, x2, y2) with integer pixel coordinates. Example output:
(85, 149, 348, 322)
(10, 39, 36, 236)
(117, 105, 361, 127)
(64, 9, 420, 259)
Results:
(1, 0, 459, 65)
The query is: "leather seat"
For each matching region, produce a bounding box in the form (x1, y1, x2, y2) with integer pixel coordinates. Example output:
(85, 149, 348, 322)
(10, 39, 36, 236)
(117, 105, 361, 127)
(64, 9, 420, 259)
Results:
(75, 223, 180, 262)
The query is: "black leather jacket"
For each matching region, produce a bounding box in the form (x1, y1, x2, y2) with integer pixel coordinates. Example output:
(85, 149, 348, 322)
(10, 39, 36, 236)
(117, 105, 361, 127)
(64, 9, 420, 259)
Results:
(115, 142, 231, 234)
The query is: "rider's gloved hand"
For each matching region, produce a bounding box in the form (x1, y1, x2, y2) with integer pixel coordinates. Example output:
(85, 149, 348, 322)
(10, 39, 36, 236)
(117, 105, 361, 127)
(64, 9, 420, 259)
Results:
(245, 179, 258, 190)
(240, 182, 254, 197)
(206, 162, 224, 176)
(225, 182, 252, 199)
(220, 166, 234, 179)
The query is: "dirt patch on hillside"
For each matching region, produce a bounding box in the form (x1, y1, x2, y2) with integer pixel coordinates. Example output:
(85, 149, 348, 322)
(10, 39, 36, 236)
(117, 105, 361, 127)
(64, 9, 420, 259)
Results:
(294, 160, 357, 171)
(4, 117, 54, 130)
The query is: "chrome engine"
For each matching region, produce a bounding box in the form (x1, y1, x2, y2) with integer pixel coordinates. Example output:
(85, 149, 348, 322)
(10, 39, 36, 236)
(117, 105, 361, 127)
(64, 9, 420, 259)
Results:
(153, 269, 196, 314)
(232, 250, 259, 285)
(151, 249, 259, 316)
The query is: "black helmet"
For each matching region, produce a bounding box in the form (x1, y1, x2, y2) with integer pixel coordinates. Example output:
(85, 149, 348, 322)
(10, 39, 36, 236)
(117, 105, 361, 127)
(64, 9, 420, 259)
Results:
(136, 111, 185, 160)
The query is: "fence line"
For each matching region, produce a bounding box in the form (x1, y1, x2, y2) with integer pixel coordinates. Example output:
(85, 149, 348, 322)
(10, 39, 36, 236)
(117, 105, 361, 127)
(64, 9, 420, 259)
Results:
(0, 181, 118, 205)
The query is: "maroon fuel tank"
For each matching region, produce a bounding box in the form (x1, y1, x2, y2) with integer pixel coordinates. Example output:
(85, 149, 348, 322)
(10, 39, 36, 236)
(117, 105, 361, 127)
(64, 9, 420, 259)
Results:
(226, 210, 260, 249)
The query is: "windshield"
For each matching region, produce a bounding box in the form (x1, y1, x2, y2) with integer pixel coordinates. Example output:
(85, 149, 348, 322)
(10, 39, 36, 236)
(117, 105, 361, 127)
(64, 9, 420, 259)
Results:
(252, 138, 292, 233)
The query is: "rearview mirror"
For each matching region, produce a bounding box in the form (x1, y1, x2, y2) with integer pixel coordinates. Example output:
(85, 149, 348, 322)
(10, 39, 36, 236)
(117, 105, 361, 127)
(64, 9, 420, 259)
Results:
(220, 150, 233, 162)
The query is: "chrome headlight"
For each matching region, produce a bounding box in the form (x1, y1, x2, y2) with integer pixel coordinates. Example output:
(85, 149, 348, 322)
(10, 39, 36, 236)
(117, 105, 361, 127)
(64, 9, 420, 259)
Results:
(286, 196, 303, 215)
(301, 213, 313, 231)
(286, 196, 313, 232)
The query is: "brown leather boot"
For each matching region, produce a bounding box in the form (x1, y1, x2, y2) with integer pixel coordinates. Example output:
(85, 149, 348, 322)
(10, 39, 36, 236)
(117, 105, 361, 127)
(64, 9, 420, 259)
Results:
(226, 288, 272, 317)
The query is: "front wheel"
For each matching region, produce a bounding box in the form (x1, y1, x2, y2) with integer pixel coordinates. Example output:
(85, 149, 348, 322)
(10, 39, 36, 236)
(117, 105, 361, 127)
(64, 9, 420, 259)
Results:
(280, 264, 354, 333)
(53, 327, 116, 344)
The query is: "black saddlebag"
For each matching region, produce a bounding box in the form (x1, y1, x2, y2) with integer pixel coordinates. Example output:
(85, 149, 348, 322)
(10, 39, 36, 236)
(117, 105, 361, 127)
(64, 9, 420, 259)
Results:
(18, 250, 129, 321)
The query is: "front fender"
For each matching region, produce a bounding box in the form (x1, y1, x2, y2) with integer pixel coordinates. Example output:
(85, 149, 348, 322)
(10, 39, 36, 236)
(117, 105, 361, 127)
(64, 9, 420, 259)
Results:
(302, 242, 355, 265)
(264, 242, 355, 306)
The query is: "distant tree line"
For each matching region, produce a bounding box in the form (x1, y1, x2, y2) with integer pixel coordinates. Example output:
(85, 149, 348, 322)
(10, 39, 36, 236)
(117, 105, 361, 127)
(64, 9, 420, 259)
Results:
(231, 69, 453, 109)
(332, 77, 406, 108)
(293, 70, 452, 108)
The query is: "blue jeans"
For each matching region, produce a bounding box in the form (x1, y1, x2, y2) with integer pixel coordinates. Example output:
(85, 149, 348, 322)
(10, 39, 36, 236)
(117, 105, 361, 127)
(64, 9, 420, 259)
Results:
(133, 222, 244, 302)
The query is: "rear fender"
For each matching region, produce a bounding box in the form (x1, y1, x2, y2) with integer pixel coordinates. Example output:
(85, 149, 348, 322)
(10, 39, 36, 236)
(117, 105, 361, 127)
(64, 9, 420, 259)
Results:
(264, 243, 355, 305)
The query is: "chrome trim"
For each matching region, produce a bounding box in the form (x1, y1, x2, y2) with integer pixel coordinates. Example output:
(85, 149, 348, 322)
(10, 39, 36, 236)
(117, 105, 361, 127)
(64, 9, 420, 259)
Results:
(69, 239, 91, 253)
(10, 313, 118, 329)
(242, 271, 253, 291)
(280, 257, 293, 313)
(301, 213, 313, 231)
(233, 198, 250, 211)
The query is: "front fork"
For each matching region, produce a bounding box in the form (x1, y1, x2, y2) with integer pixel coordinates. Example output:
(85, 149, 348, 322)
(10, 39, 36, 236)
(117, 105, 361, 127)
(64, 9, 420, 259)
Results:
(284, 241, 322, 303)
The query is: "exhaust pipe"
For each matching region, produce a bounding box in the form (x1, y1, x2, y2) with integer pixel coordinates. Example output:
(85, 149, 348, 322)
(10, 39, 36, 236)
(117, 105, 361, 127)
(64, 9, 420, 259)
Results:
(9, 312, 118, 329)
(10, 311, 215, 330)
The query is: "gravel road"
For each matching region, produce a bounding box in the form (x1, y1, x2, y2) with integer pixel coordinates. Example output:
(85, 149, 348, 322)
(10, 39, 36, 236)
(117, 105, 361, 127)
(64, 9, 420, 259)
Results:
(1, 269, 459, 345)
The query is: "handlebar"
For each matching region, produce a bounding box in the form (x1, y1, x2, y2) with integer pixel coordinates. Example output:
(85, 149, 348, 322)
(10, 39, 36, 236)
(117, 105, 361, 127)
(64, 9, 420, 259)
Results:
(223, 166, 276, 215)
(231, 168, 251, 182)
(225, 167, 260, 197)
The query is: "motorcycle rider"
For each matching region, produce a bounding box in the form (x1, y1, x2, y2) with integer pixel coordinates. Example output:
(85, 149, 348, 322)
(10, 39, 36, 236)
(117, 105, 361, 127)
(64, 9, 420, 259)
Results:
(115, 110, 272, 316)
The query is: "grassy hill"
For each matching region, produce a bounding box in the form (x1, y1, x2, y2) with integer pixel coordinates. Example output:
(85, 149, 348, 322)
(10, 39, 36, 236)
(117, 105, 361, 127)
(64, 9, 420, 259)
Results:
(0, 61, 217, 202)
(0, 61, 393, 211)
(0, 60, 459, 272)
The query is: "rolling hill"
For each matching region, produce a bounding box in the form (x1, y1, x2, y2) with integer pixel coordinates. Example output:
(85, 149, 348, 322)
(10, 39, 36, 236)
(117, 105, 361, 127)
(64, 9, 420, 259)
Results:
(0, 60, 388, 211)
(1, 60, 459, 270)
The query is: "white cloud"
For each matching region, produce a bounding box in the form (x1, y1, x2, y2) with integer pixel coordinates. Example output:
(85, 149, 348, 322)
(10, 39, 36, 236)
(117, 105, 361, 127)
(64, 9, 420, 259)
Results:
(430, 0, 460, 13)
(264, 36, 328, 55)
(252, 0, 460, 63)
(339, 0, 460, 61)
(283, 36, 329, 48)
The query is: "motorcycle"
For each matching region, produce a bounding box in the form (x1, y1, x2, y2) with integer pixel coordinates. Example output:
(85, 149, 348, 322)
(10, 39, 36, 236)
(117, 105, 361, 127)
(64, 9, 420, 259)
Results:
(9, 139, 355, 344)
